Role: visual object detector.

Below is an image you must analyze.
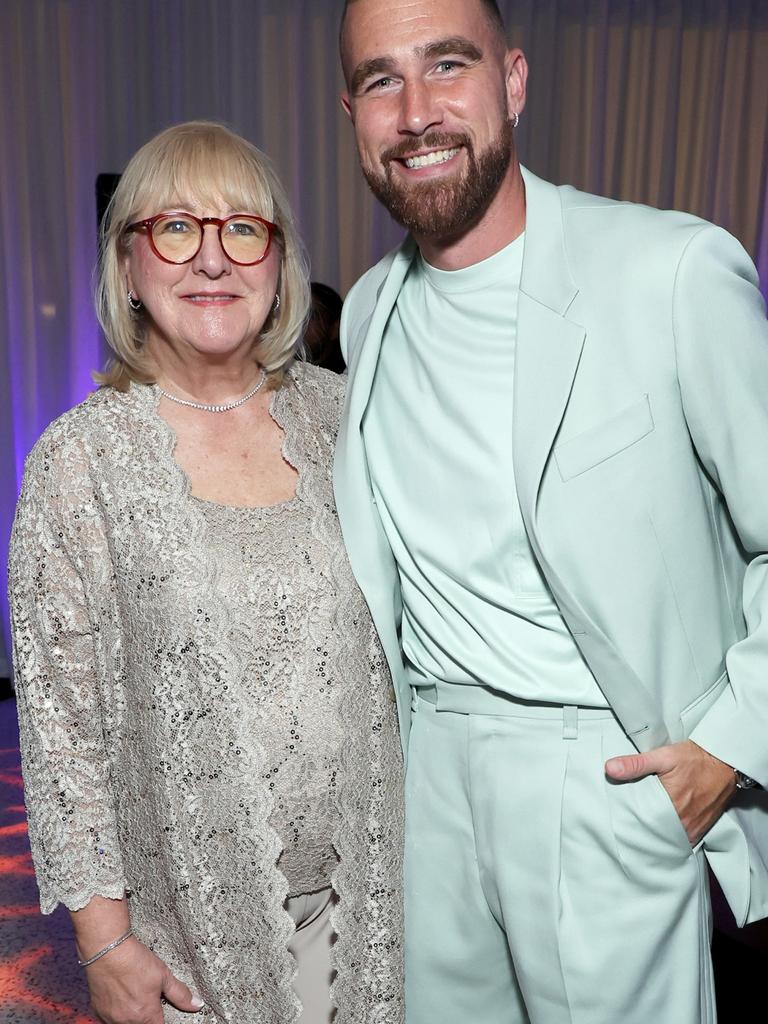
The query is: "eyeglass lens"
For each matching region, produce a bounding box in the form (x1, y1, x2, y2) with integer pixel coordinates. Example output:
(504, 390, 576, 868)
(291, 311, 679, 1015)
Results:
(151, 215, 270, 264)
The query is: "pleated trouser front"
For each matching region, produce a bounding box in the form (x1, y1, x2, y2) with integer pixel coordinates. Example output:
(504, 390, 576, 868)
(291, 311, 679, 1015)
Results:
(404, 692, 715, 1024)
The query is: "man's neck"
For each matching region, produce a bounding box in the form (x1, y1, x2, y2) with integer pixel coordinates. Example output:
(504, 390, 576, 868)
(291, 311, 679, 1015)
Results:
(415, 160, 526, 272)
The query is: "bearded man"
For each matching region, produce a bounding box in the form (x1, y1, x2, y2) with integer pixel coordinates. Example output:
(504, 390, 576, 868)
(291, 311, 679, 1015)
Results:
(333, 0, 768, 1021)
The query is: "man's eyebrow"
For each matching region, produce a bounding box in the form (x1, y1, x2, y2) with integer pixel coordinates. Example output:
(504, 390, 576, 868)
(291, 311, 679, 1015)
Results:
(419, 37, 483, 63)
(350, 37, 484, 94)
(350, 57, 397, 94)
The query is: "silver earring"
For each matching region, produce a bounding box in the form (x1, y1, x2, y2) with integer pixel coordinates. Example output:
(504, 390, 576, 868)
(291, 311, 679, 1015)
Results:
(272, 294, 281, 314)
(128, 291, 142, 311)
(512, 111, 520, 129)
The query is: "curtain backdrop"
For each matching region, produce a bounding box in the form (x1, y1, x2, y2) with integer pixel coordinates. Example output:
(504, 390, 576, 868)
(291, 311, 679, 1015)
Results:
(1, 0, 767, 674)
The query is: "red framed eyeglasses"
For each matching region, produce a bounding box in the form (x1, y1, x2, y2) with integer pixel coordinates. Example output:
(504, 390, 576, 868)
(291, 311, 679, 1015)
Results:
(126, 212, 278, 266)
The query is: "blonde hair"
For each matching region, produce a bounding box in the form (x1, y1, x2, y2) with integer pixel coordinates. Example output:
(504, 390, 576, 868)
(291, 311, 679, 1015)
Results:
(95, 121, 310, 390)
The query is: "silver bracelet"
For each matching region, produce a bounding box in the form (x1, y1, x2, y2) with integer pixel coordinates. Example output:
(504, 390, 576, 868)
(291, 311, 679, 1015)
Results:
(77, 928, 133, 967)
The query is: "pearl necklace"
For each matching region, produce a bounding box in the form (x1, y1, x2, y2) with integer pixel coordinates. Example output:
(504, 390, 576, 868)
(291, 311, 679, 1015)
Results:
(156, 368, 267, 413)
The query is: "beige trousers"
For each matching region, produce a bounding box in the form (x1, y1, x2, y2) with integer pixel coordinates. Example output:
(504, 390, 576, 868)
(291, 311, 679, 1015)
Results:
(286, 887, 335, 1023)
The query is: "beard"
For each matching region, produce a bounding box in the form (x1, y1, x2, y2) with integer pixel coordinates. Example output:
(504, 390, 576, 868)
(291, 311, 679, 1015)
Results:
(360, 120, 514, 240)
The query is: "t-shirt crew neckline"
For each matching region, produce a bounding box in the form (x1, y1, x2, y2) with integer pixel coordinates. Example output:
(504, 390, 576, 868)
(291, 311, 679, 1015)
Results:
(418, 231, 525, 294)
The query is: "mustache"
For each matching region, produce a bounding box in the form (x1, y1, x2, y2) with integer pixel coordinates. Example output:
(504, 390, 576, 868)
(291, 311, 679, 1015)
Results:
(381, 132, 472, 163)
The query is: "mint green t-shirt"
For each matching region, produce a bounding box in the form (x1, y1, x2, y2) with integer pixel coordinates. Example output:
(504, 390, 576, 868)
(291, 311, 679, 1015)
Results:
(363, 234, 607, 706)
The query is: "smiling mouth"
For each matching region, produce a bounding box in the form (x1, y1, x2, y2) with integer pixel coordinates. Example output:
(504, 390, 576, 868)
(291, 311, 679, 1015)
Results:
(402, 147, 461, 170)
(183, 294, 240, 303)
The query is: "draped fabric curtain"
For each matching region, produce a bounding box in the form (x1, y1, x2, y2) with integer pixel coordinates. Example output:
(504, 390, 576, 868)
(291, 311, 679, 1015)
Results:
(1, 0, 767, 673)
(508, 0, 768, 267)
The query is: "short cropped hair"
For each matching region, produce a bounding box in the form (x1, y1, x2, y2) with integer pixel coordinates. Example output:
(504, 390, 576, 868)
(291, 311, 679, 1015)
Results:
(340, 0, 507, 59)
(95, 121, 310, 390)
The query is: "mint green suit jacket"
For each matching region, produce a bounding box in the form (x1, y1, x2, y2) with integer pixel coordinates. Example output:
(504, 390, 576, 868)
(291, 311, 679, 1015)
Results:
(333, 167, 768, 925)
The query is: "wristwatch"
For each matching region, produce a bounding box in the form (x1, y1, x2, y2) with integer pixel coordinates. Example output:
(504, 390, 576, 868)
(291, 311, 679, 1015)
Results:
(734, 769, 759, 790)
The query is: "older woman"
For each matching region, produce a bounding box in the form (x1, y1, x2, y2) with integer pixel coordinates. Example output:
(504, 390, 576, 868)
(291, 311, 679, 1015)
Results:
(9, 121, 403, 1024)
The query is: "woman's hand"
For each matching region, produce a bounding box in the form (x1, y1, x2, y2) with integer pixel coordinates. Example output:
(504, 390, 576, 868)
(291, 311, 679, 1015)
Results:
(85, 936, 205, 1023)
(71, 895, 204, 1022)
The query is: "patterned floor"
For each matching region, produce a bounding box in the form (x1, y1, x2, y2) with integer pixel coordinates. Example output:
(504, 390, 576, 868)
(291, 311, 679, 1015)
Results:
(0, 698, 95, 1023)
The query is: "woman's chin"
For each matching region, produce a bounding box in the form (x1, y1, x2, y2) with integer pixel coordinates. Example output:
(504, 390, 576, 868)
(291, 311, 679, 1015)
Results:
(150, 330, 260, 364)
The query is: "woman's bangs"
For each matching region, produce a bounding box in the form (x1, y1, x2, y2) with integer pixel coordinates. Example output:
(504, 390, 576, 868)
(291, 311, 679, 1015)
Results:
(114, 126, 276, 227)
(137, 141, 276, 222)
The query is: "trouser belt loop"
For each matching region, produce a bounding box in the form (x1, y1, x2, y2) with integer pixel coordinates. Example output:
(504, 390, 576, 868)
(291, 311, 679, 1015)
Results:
(563, 705, 579, 740)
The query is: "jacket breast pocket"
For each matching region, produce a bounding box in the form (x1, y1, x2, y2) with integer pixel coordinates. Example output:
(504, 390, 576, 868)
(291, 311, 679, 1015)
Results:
(554, 394, 654, 482)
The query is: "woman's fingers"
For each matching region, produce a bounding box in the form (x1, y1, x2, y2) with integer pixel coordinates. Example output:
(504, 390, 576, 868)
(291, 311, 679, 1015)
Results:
(161, 970, 205, 1013)
(85, 937, 203, 1022)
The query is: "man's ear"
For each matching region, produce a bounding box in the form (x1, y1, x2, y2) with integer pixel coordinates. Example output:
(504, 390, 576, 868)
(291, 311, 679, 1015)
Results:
(504, 48, 528, 118)
(341, 91, 353, 121)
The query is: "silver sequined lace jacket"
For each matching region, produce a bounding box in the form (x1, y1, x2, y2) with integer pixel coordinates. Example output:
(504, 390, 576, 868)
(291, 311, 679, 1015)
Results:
(9, 363, 405, 1024)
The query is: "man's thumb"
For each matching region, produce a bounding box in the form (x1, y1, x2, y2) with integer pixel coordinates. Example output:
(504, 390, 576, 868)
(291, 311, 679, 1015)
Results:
(605, 752, 651, 781)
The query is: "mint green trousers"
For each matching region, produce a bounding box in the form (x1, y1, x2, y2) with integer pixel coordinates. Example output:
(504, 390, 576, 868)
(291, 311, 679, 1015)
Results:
(404, 692, 715, 1024)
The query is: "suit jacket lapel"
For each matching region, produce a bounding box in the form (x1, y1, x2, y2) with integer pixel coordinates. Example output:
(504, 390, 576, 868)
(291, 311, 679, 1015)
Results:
(334, 240, 414, 591)
(343, 239, 416, 433)
(513, 167, 585, 525)
(334, 241, 418, 752)
(513, 169, 669, 748)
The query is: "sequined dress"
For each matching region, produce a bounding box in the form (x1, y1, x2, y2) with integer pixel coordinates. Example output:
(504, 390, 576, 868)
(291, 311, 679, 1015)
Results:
(9, 362, 405, 1023)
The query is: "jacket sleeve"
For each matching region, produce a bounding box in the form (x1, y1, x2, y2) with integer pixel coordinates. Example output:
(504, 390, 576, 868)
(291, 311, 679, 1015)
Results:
(9, 432, 126, 914)
(672, 224, 768, 784)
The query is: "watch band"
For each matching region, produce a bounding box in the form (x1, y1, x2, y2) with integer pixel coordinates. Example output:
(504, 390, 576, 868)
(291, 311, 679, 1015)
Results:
(734, 769, 758, 790)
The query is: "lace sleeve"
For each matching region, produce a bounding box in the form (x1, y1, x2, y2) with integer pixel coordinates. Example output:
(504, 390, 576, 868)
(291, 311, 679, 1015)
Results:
(9, 430, 126, 914)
